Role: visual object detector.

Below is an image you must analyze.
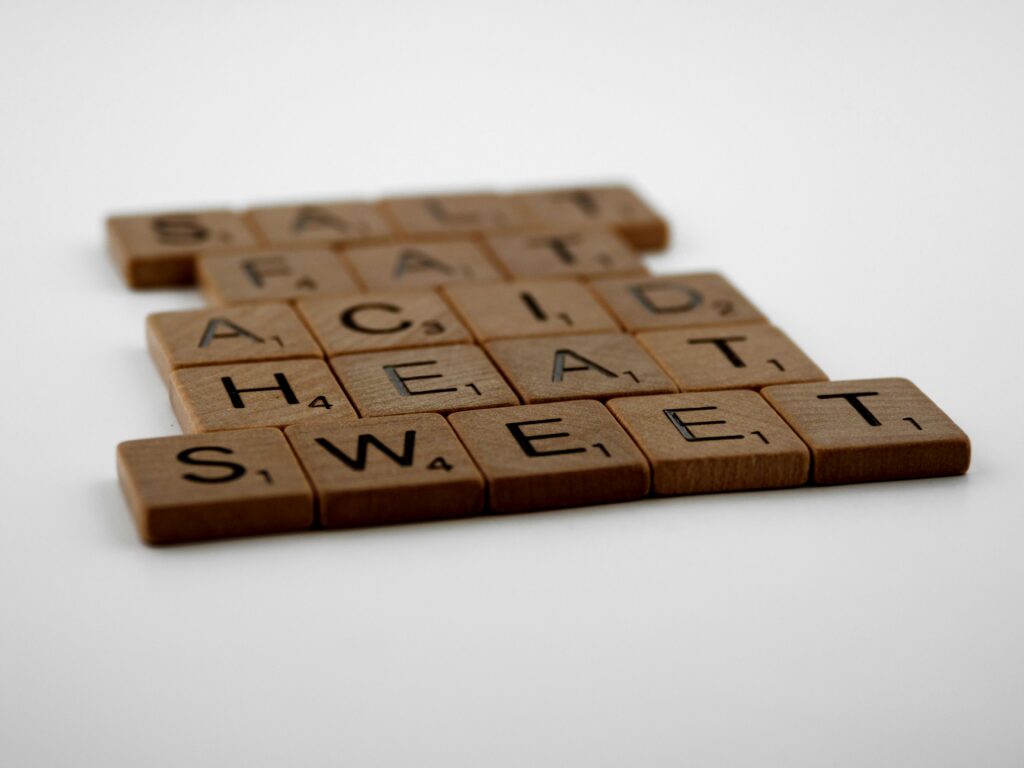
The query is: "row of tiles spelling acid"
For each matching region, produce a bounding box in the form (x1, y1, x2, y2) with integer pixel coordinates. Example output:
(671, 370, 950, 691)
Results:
(107, 185, 669, 288)
(118, 386, 971, 545)
(150, 271, 768, 366)
(194, 230, 649, 303)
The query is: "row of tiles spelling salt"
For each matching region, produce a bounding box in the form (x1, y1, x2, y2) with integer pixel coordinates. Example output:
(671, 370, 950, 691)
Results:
(119, 386, 971, 544)
(108, 186, 669, 287)
(150, 272, 769, 372)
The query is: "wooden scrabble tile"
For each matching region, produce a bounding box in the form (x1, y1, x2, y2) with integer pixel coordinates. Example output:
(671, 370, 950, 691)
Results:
(509, 185, 669, 251)
(381, 193, 530, 238)
(170, 359, 356, 433)
(285, 413, 484, 528)
(108, 210, 259, 288)
(636, 323, 827, 391)
(761, 378, 971, 485)
(296, 290, 471, 356)
(198, 247, 360, 305)
(329, 344, 518, 417)
(448, 400, 650, 513)
(485, 333, 677, 403)
(589, 273, 766, 332)
(117, 428, 314, 544)
(607, 391, 810, 495)
(345, 239, 504, 291)
(246, 201, 393, 247)
(146, 303, 324, 380)
(441, 280, 620, 341)
(483, 226, 648, 280)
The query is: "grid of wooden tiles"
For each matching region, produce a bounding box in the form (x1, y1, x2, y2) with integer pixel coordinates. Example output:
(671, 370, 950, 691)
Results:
(112, 183, 971, 545)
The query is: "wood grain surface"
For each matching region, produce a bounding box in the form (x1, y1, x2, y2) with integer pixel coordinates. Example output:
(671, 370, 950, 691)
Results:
(380, 193, 530, 238)
(589, 272, 766, 332)
(108, 209, 259, 288)
(485, 332, 677, 403)
(246, 201, 393, 247)
(198, 247, 361, 305)
(483, 226, 647, 280)
(330, 344, 518, 417)
(448, 400, 650, 513)
(344, 239, 504, 291)
(117, 428, 314, 544)
(442, 279, 620, 341)
(607, 390, 810, 495)
(509, 185, 669, 251)
(296, 289, 472, 356)
(146, 303, 324, 380)
(761, 377, 971, 484)
(169, 359, 356, 432)
(285, 413, 484, 528)
(637, 323, 827, 391)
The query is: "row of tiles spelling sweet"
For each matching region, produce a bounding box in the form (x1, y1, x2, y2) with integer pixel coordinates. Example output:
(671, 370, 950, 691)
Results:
(118, 387, 971, 545)
(108, 185, 669, 287)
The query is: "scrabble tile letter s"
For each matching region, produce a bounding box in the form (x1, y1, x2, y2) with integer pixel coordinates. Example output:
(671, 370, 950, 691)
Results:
(117, 429, 314, 544)
(108, 210, 259, 288)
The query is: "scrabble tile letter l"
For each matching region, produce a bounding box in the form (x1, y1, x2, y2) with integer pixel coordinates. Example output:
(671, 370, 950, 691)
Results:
(510, 185, 669, 251)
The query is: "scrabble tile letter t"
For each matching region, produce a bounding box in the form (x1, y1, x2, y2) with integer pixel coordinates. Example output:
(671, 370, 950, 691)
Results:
(762, 378, 970, 485)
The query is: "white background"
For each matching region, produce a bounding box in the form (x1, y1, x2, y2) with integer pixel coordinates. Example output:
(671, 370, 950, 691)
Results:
(1, 1, 1022, 765)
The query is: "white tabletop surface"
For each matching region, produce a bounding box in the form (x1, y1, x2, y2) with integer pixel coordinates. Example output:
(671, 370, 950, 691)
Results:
(2, 1, 1022, 765)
